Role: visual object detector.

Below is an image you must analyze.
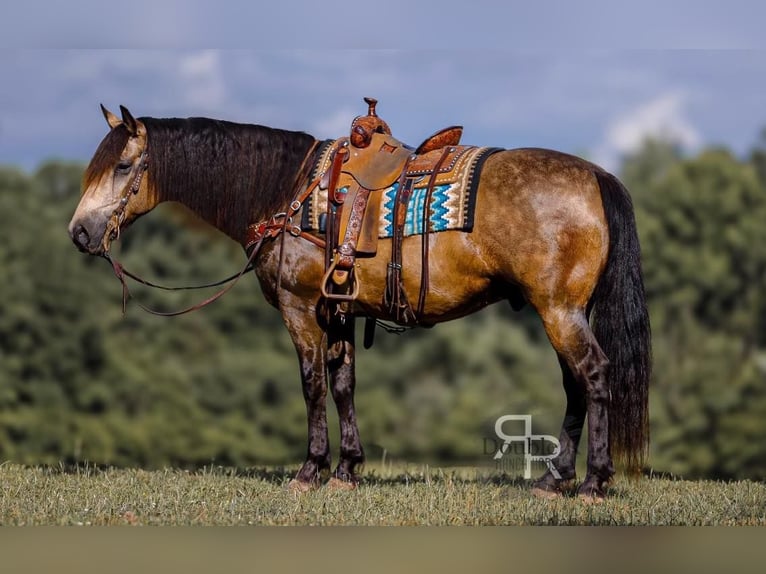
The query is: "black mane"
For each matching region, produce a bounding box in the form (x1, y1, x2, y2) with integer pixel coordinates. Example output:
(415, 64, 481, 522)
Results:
(142, 117, 316, 244)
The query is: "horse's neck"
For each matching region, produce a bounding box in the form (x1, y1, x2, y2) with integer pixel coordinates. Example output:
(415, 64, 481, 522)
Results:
(151, 124, 315, 245)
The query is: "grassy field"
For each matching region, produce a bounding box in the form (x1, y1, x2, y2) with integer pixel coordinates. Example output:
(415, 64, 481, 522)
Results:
(0, 462, 764, 525)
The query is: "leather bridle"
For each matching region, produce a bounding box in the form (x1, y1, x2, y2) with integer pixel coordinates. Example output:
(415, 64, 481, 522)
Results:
(101, 149, 150, 254)
(102, 141, 322, 317)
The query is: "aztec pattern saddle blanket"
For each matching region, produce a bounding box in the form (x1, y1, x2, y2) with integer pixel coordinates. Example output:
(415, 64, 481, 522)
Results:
(301, 140, 501, 240)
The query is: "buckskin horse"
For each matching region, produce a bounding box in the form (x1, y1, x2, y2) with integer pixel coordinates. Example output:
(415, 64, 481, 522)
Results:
(68, 100, 650, 501)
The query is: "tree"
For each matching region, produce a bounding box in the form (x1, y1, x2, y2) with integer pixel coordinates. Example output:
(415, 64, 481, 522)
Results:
(635, 147, 766, 344)
(624, 139, 766, 479)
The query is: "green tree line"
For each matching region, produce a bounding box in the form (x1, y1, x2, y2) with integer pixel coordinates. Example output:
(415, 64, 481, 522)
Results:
(0, 137, 764, 479)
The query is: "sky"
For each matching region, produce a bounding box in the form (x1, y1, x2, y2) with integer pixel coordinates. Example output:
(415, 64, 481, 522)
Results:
(2, 2, 766, 173)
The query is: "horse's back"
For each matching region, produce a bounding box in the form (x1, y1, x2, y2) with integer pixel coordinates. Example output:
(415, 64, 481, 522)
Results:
(480, 147, 606, 198)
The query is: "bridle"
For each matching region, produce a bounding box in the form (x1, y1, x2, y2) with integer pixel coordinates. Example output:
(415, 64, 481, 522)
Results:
(101, 148, 150, 254)
(102, 141, 322, 317)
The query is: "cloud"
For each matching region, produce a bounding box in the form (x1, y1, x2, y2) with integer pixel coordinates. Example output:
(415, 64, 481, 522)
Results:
(178, 51, 226, 111)
(4, 50, 766, 175)
(607, 91, 701, 151)
(311, 106, 359, 140)
(594, 91, 701, 170)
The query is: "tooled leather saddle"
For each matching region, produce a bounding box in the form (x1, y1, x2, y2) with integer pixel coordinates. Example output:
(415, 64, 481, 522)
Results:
(317, 97, 468, 327)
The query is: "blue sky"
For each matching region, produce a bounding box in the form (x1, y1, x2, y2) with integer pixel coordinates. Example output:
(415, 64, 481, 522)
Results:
(2, 3, 766, 173)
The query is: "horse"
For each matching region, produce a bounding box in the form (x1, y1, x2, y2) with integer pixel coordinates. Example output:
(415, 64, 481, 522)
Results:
(68, 103, 651, 501)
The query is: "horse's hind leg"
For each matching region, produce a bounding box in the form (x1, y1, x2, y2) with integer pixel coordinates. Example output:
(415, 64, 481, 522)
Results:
(534, 305, 613, 500)
(327, 316, 365, 488)
(532, 354, 586, 497)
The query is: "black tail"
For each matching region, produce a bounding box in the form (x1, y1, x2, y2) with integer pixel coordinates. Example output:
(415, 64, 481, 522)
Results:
(591, 171, 651, 472)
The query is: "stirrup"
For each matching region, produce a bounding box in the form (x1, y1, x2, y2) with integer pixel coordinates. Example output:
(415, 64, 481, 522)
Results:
(320, 258, 360, 302)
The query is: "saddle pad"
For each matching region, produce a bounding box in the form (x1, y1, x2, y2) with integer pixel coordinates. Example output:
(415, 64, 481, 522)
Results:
(303, 144, 501, 239)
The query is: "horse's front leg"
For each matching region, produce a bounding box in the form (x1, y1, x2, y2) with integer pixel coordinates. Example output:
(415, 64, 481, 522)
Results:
(280, 293, 331, 490)
(327, 314, 365, 489)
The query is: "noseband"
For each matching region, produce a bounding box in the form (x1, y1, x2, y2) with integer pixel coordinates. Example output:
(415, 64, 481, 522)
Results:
(101, 149, 149, 253)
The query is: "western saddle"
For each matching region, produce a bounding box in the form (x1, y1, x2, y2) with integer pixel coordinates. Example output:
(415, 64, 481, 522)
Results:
(245, 97, 469, 347)
(318, 97, 464, 332)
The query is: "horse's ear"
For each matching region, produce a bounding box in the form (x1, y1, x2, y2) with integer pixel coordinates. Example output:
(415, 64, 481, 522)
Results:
(101, 104, 121, 129)
(119, 105, 145, 138)
(120, 105, 137, 135)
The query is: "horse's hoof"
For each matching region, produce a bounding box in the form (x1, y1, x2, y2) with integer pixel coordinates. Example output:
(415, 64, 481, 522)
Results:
(531, 486, 562, 500)
(575, 477, 608, 502)
(286, 478, 316, 493)
(531, 476, 575, 499)
(577, 493, 606, 505)
(327, 477, 358, 491)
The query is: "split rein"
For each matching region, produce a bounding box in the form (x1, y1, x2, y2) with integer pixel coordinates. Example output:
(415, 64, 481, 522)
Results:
(103, 143, 322, 317)
(104, 246, 262, 318)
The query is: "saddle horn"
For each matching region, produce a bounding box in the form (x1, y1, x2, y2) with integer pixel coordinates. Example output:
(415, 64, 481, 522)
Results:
(350, 96, 391, 148)
(364, 97, 378, 117)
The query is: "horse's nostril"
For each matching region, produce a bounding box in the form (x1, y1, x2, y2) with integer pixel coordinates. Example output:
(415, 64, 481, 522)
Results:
(72, 224, 90, 251)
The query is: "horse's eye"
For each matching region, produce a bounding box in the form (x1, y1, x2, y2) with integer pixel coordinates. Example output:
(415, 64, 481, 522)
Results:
(116, 161, 133, 174)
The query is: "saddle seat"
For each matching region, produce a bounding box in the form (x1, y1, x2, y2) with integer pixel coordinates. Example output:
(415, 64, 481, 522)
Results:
(337, 97, 463, 192)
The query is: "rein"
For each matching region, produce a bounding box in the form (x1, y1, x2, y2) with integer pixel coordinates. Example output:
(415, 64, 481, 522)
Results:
(105, 239, 264, 317)
(104, 140, 322, 317)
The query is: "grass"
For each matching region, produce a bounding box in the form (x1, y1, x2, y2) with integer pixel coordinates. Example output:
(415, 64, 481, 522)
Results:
(0, 462, 764, 525)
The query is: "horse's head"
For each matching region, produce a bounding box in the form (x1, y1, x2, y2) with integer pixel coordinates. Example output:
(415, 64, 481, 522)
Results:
(68, 105, 157, 255)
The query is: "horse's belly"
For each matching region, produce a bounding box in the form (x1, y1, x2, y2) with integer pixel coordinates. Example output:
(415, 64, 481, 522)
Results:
(353, 231, 500, 323)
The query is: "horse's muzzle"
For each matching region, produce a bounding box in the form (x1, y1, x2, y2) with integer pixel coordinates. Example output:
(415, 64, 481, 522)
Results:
(70, 223, 91, 253)
(69, 218, 106, 255)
